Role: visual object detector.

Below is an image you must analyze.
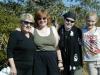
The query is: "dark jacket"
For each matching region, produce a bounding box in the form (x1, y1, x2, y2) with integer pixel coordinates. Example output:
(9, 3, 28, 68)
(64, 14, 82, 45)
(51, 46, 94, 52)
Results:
(58, 25, 83, 68)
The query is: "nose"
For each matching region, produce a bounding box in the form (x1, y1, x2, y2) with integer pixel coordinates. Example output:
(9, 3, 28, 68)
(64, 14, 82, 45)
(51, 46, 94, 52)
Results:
(66, 20, 71, 24)
(27, 23, 31, 26)
(65, 20, 71, 23)
(88, 21, 93, 25)
(40, 19, 44, 21)
(26, 24, 31, 28)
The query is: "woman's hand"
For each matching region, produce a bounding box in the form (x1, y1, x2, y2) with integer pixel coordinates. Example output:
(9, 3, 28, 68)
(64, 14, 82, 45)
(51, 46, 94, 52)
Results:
(58, 61, 64, 71)
(10, 66, 17, 75)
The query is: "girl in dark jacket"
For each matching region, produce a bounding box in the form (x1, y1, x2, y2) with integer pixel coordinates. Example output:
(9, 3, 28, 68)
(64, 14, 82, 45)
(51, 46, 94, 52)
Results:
(58, 11, 83, 75)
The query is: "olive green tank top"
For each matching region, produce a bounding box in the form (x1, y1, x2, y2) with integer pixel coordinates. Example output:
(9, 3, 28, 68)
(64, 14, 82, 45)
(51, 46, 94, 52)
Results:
(34, 27, 56, 51)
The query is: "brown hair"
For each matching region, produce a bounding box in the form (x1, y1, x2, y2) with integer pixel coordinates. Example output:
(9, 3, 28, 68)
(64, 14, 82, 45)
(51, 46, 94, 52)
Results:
(34, 9, 51, 28)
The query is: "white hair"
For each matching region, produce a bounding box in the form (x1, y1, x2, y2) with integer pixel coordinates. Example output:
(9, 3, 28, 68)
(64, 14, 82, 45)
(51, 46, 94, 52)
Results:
(20, 13, 34, 22)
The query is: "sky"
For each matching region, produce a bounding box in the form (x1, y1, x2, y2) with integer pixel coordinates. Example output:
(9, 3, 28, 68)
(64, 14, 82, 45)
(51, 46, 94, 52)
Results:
(63, 0, 81, 6)
(0, 0, 81, 7)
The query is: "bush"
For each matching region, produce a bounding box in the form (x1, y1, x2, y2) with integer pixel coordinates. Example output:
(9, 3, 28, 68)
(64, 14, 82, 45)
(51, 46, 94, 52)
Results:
(0, 50, 7, 70)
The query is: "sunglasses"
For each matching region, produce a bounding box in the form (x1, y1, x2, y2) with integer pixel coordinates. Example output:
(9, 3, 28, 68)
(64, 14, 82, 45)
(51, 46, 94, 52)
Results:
(38, 17, 47, 20)
(65, 18, 75, 23)
(22, 21, 34, 25)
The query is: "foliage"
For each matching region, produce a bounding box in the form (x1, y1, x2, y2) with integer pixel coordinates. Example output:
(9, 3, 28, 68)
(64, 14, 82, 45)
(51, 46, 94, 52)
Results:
(0, 0, 66, 64)
(0, 1, 99, 74)
(0, 2, 20, 51)
(0, 0, 100, 68)
(81, 0, 100, 12)
(0, 50, 7, 66)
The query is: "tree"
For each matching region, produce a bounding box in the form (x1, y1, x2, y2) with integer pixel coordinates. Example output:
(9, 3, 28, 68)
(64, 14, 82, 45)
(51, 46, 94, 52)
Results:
(0, 2, 20, 49)
(25, 0, 66, 19)
(0, 0, 66, 50)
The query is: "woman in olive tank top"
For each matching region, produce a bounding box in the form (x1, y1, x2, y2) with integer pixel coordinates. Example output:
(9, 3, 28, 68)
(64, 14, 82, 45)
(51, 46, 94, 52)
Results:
(32, 9, 64, 75)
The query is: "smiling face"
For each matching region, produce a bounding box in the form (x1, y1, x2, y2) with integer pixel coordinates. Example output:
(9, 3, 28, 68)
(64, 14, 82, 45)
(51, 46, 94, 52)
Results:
(20, 13, 34, 33)
(37, 16, 48, 28)
(64, 17, 75, 30)
(86, 12, 98, 29)
(34, 9, 51, 29)
(21, 20, 33, 32)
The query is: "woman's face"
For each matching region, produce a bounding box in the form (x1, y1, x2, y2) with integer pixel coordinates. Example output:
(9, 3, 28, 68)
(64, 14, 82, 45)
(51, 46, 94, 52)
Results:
(21, 20, 34, 33)
(37, 16, 47, 28)
(86, 16, 97, 29)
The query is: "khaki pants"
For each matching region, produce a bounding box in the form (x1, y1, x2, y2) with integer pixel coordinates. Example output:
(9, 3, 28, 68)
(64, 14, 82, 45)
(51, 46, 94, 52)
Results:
(88, 61, 100, 75)
(74, 67, 83, 75)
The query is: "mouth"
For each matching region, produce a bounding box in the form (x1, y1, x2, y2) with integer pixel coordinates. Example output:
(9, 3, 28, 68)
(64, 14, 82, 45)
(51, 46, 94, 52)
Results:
(88, 24, 94, 26)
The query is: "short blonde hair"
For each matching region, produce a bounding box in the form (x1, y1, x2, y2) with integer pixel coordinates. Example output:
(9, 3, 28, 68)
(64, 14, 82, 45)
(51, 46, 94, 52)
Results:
(86, 12, 98, 20)
(20, 13, 34, 22)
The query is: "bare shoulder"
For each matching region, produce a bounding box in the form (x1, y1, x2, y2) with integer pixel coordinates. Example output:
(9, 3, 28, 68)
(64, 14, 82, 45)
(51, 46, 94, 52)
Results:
(51, 26, 57, 31)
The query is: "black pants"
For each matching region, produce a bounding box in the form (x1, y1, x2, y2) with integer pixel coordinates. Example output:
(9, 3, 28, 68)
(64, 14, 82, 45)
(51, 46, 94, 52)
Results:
(62, 55, 74, 75)
(15, 62, 33, 75)
(34, 51, 60, 75)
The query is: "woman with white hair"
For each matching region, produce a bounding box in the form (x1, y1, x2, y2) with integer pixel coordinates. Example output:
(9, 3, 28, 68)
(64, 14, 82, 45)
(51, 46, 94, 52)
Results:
(7, 13, 36, 75)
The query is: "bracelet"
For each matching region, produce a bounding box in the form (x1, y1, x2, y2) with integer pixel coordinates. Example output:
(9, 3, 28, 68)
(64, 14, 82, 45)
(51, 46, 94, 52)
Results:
(58, 60, 62, 63)
(59, 66, 63, 68)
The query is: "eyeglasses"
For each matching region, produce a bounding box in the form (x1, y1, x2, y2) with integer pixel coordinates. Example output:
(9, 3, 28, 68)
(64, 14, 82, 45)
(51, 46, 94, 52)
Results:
(65, 18, 75, 23)
(37, 17, 47, 20)
(22, 21, 34, 25)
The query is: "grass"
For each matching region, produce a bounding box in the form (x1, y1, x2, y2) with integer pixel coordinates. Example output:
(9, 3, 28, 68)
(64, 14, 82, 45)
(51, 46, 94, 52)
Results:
(83, 62, 89, 75)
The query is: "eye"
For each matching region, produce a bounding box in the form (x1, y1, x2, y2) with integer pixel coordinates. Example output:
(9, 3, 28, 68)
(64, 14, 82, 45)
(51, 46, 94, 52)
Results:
(38, 17, 47, 20)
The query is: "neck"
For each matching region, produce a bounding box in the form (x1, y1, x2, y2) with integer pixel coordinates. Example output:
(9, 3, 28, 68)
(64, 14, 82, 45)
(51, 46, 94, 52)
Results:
(25, 33, 30, 38)
(38, 25, 48, 30)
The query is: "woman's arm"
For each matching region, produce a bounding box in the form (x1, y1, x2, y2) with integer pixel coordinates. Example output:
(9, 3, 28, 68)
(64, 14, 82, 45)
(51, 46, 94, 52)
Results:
(7, 31, 17, 75)
(51, 26, 64, 70)
(8, 58, 17, 75)
(57, 49, 63, 62)
(56, 48, 64, 71)
(51, 26, 59, 47)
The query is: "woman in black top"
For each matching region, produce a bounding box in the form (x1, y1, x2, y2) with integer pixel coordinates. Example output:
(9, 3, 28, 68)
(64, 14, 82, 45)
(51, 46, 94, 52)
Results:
(7, 13, 35, 75)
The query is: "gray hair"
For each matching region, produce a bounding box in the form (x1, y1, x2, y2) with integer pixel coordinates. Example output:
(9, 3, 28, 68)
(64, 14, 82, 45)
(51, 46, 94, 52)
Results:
(20, 13, 34, 22)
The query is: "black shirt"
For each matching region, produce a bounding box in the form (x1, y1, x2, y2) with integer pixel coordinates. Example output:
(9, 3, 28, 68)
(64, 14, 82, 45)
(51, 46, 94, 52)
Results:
(7, 30, 35, 65)
(58, 25, 83, 67)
